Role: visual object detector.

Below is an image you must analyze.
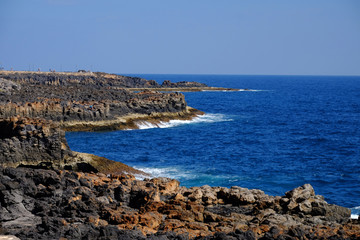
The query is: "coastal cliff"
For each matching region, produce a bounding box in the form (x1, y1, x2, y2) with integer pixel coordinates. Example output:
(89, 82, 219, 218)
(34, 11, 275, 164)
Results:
(0, 117, 145, 176)
(0, 73, 200, 129)
(0, 71, 359, 239)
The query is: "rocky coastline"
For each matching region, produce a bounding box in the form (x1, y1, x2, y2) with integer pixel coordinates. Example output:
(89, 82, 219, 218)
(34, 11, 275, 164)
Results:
(0, 71, 359, 239)
(1, 167, 359, 239)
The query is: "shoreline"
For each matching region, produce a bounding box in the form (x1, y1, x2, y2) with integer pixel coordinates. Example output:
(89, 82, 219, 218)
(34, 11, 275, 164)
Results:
(61, 107, 204, 132)
(1, 167, 359, 239)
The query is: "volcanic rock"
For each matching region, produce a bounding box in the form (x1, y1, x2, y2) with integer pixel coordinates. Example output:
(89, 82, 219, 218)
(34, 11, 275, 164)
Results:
(0, 117, 144, 176)
(1, 167, 358, 239)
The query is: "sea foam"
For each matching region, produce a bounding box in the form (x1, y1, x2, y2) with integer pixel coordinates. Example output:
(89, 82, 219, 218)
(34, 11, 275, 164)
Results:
(350, 206, 360, 219)
(201, 89, 266, 92)
(133, 166, 192, 181)
(135, 113, 232, 130)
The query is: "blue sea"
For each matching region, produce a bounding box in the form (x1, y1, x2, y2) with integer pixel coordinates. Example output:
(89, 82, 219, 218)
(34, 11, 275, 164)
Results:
(66, 74, 360, 218)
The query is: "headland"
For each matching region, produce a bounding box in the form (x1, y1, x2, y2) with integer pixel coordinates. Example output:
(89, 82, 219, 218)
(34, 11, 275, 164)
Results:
(0, 70, 359, 239)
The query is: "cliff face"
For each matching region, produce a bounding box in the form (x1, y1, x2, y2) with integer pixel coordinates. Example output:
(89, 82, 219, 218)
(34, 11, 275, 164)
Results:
(0, 117, 145, 175)
(0, 117, 68, 168)
(0, 80, 187, 123)
(0, 87, 187, 122)
(0, 168, 358, 239)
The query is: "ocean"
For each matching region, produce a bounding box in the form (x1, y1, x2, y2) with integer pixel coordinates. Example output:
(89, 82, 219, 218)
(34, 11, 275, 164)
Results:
(66, 74, 360, 218)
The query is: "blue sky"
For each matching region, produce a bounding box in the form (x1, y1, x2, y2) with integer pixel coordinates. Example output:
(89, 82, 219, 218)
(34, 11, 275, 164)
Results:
(0, 0, 359, 75)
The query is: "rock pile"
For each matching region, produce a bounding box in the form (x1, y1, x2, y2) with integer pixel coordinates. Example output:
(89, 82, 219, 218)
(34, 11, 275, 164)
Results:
(1, 167, 358, 239)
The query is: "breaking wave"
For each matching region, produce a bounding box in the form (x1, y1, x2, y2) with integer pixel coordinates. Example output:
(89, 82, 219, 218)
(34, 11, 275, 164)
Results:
(135, 113, 233, 130)
(350, 206, 360, 219)
(201, 89, 267, 92)
(133, 166, 193, 181)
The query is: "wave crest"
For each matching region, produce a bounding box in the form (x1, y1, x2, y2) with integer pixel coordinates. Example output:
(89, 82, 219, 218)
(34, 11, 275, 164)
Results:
(133, 166, 191, 181)
(351, 206, 360, 219)
(135, 113, 232, 130)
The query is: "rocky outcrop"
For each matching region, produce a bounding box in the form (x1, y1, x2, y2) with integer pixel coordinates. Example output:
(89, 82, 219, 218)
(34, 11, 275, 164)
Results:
(0, 117, 69, 168)
(0, 168, 358, 239)
(0, 117, 144, 175)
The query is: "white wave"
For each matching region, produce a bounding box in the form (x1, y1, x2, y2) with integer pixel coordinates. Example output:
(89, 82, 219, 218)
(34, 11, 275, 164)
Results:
(136, 121, 162, 130)
(242, 89, 268, 92)
(350, 206, 360, 219)
(135, 167, 171, 178)
(201, 89, 243, 92)
(201, 89, 265, 92)
(133, 166, 193, 180)
(135, 113, 232, 130)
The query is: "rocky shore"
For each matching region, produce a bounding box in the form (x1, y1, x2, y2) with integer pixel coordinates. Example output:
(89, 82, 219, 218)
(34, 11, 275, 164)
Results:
(1, 71, 359, 239)
(1, 167, 359, 239)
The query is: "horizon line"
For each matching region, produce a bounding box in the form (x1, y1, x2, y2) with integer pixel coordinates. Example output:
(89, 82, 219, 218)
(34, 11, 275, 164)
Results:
(1, 69, 359, 78)
(118, 72, 360, 77)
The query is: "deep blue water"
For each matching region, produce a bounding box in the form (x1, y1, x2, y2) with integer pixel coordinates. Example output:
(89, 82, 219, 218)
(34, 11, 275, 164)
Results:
(66, 74, 360, 216)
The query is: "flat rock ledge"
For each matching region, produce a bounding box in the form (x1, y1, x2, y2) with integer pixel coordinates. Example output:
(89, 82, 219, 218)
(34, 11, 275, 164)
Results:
(0, 167, 359, 240)
(61, 106, 204, 132)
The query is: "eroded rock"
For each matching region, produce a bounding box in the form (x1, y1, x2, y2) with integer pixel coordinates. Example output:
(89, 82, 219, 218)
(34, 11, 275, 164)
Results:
(0, 168, 358, 239)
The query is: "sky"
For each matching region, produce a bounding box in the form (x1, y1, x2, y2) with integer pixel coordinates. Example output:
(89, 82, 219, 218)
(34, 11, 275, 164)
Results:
(0, 0, 359, 75)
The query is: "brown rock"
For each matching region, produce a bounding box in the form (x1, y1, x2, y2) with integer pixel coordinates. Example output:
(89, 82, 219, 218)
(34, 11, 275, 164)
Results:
(138, 212, 163, 229)
(161, 219, 185, 231)
(285, 184, 315, 202)
(186, 222, 209, 231)
(151, 177, 180, 195)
